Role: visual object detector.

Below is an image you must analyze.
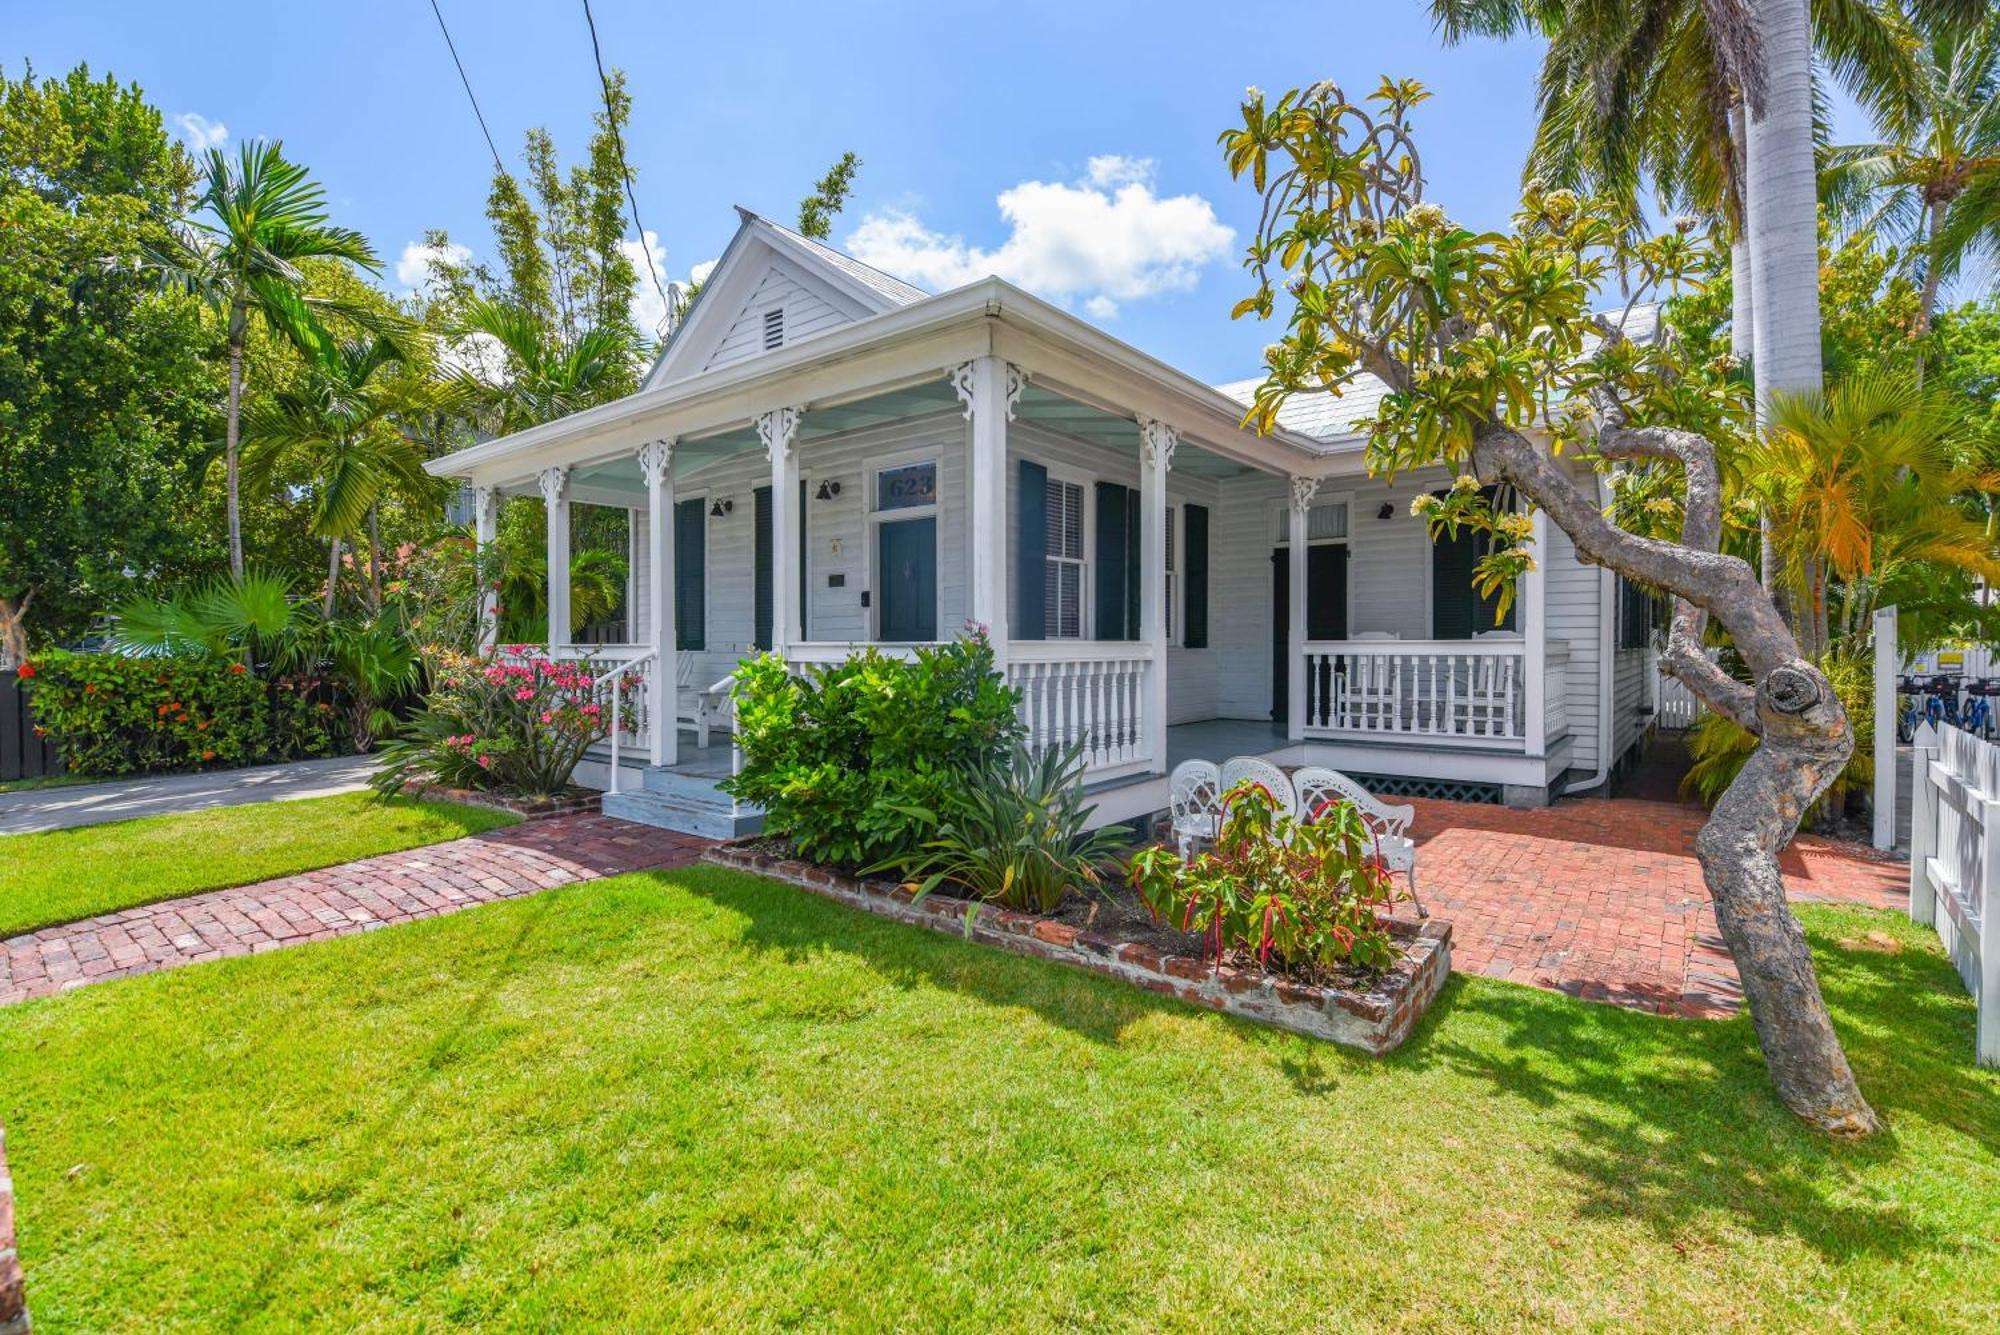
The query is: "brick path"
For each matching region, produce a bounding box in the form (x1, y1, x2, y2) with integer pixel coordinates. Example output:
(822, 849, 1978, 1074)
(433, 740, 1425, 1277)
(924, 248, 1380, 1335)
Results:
(0, 815, 708, 1006)
(1400, 796, 1906, 1018)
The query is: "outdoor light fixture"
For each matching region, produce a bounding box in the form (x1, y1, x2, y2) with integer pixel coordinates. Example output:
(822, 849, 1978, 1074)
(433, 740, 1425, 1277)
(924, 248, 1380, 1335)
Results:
(815, 480, 842, 501)
(1377, 501, 1395, 520)
(710, 498, 733, 518)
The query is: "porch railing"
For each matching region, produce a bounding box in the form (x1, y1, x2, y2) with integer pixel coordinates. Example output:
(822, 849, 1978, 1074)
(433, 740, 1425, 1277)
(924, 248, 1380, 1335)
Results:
(500, 644, 656, 774)
(1544, 640, 1572, 745)
(1007, 641, 1153, 777)
(1302, 639, 1527, 743)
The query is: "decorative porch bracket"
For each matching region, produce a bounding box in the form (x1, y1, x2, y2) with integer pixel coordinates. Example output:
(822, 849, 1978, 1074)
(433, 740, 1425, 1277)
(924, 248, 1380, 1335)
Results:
(538, 465, 571, 651)
(951, 359, 1026, 660)
(757, 408, 805, 651)
(1287, 475, 1318, 742)
(638, 437, 676, 766)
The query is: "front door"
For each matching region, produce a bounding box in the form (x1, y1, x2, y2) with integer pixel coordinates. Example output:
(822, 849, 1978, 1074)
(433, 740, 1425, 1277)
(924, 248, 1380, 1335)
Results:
(1271, 543, 1349, 720)
(877, 518, 937, 642)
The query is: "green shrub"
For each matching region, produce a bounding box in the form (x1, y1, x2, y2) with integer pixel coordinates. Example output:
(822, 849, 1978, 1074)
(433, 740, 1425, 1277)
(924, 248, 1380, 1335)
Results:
(372, 648, 625, 797)
(1128, 780, 1401, 974)
(722, 633, 1024, 869)
(867, 742, 1131, 914)
(21, 651, 309, 776)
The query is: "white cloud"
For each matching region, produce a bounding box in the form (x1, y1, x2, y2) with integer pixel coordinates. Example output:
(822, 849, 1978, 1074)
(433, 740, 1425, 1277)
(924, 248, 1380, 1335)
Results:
(395, 239, 473, 293)
(689, 258, 718, 286)
(621, 230, 673, 339)
(174, 112, 228, 150)
(438, 330, 510, 385)
(844, 156, 1233, 320)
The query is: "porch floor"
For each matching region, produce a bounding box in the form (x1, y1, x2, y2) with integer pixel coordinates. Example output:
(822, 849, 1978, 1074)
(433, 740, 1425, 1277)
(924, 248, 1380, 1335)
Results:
(1165, 718, 1290, 770)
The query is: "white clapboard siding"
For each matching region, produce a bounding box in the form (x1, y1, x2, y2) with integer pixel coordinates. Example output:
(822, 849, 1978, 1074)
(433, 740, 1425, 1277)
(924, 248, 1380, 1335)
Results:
(703, 261, 859, 373)
(1908, 721, 2000, 1065)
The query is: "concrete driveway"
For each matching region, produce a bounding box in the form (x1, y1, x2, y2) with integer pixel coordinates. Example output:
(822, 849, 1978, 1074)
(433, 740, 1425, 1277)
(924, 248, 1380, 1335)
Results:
(0, 755, 380, 836)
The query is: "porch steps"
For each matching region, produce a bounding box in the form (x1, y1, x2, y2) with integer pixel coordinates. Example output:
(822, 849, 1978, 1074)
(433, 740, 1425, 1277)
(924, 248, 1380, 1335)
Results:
(600, 764, 763, 840)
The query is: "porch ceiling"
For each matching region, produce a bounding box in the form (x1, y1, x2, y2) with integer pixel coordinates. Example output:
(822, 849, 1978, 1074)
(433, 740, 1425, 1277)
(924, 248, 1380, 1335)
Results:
(1014, 386, 1254, 479)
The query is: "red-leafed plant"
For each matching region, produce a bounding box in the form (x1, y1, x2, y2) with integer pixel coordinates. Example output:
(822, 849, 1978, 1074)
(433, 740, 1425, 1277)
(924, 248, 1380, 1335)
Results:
(1128, 779, 1400, 974)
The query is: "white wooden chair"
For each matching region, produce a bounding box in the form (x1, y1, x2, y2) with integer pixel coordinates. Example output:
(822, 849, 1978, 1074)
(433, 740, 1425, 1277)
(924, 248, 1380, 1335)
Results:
(1167, 760, 1223, 857)
(675, 651, 734, 748)
(1220, 755, 1297, 821)
(1291, 765, 1430, 918)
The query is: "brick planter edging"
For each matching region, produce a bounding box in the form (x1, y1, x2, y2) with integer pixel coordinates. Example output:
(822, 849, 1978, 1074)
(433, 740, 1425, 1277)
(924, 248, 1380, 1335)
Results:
(0, 1123, 27, 1335)
(399, 782, 599, 821)
(704, 842, 1452, 1055)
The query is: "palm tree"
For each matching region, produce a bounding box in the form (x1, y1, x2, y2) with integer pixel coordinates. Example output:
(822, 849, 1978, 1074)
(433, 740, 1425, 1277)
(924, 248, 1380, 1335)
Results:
(1823, 6, 2000, 338)
(448, 295, 635, 434)
(155, 142, 381, 578)
(239, 336, 450, 615)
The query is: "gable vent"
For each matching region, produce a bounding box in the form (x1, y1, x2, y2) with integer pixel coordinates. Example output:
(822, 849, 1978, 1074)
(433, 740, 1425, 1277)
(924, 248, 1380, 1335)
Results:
(762, 306, 785, 350)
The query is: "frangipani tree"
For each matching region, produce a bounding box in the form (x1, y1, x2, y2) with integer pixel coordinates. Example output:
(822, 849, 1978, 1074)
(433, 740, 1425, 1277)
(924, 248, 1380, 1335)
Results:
(1225, 78, 1876, 1136)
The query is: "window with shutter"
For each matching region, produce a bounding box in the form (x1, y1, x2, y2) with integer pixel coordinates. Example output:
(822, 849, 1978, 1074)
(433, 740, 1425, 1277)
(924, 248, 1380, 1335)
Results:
(1164, 504, 1177, 642)
(674, 497, 705, 650)
(1044, 477, 1085, 638)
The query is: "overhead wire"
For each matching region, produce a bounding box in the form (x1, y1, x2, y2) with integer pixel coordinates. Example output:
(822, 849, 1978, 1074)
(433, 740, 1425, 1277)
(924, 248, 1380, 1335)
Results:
(426, 0, 505, 173)
(580, 0, 675, 324)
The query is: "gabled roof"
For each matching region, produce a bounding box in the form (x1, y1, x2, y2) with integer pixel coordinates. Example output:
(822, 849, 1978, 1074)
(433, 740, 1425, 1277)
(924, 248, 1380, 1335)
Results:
(641, 208, 927, 390)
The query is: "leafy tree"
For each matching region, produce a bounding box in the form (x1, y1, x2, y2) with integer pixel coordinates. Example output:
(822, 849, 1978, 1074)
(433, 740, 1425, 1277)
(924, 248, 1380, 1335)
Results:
(0, 63, 215, 663)
(447, 296, 634, 436)
(1225, 78, 1879, 1134)
(1822, 3, 2000, 336)
(153, 142, 382, 577)
(797, 151, 862, 240)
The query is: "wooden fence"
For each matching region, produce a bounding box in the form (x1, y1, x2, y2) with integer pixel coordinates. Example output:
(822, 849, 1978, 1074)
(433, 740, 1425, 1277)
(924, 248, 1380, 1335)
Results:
(0, 669, 62, 783)
(1908, 720, 2000, 1065)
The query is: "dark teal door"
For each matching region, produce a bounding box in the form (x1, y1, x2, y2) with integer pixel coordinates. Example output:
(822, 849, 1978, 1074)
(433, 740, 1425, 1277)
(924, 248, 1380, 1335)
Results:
(877, 518, 937, 642)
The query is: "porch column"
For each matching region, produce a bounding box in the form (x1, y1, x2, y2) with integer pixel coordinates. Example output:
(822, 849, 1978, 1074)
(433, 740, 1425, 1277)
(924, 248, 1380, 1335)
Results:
(539, 466, 571, 651)
(951, 358, 1024, 664)
(1523, 508, 1549, 757)
(473, 483, 500, 654)
(758, 407, 804, 652)
(1287, 476, 1316, 741)
(1138, 418, 1177, 772)
(639, 438, 676, 767)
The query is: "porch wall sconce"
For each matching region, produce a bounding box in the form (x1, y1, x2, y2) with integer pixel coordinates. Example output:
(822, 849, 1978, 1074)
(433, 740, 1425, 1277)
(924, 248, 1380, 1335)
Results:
(815, 480, 842, 502)
(1376, 501, 1395, 520)
(709, 498, 733, 518)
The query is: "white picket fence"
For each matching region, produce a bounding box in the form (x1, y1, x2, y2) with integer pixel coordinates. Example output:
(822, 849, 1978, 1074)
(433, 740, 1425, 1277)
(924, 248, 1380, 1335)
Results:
(1908, 721, 2000, 1065)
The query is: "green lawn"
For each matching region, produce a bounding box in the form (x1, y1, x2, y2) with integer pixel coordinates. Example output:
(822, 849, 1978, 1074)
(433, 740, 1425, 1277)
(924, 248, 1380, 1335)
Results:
(0, 793, 517, 938)
(0, 867, 1993, 1330)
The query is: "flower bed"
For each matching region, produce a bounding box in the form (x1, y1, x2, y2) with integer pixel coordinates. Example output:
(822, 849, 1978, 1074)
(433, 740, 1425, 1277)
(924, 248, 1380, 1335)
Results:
(394, 780, 598, 821)
(704, 840, 1452, 1054)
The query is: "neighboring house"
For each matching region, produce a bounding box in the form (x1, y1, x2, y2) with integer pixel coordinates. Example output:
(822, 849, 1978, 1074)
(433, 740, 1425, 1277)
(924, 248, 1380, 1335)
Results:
(425, 207, 1657, 836)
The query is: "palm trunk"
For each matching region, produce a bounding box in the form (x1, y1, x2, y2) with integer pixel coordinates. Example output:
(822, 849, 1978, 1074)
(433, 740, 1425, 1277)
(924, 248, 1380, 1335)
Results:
(323, 537, 343, 617)
(367, 505, 384, 613)
(1916, 196, 1948, 385)
(1746, 0, 1823, 413)
(225, 302, 248, 580)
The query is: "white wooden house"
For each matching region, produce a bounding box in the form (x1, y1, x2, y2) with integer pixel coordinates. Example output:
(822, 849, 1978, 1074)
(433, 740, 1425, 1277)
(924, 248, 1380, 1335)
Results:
(426, 209, 1658, 836)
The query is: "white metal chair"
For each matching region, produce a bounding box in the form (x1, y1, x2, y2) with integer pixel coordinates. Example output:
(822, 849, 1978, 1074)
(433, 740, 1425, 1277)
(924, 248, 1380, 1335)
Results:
(1219, 755, 1297, 821)
(1167, 760, 1223, 857)
(1291, 765, 1430, 918)
(675, 651, 734, 748)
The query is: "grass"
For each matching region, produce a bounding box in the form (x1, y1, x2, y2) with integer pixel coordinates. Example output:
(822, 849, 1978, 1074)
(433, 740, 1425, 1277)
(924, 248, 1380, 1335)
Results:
(0, 793, 517, 938)
(0, 866, 1993, 1331)
(0, 772, 99, 795)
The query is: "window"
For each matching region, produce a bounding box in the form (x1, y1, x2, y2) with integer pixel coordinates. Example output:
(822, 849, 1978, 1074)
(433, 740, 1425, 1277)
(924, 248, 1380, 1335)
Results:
(875, 460, 937, 512)
(762, 306, 785, 350)
(1618, 576, 1658, 649)
(1278, 502, 1349, 543)
(1044, 476, 1085, 638)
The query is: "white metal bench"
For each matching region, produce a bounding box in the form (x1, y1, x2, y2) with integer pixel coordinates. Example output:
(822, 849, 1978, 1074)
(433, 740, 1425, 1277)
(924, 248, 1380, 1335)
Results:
(1292, 765, 1429, 918)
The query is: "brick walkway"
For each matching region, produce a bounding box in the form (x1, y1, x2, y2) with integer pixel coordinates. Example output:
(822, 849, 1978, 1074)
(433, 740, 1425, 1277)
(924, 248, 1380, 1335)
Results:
(1401, 796, 1906, 1018)
(0, 815, 708, 1007)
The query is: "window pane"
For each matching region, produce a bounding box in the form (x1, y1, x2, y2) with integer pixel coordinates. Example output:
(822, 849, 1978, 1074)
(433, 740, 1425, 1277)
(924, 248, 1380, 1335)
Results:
(1307, 502, 1348, 540)
(876, 461, 937, 511)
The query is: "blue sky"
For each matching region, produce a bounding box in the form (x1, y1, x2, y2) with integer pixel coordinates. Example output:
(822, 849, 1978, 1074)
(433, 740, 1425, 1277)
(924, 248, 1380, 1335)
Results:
(6, 1, 1870, 383)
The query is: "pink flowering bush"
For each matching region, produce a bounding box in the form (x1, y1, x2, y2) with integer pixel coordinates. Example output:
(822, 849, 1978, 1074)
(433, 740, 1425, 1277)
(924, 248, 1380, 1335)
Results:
(372, 646, 632, 797)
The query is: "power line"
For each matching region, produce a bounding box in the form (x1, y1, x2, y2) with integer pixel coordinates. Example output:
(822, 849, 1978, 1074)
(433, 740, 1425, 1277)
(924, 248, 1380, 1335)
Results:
(580, 0, 674, 326)
(427, 0, 505, 173)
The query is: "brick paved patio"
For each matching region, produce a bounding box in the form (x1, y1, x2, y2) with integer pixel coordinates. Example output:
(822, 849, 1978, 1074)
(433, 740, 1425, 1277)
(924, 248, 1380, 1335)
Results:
(0, 815, 708, 1006)
(1400, 795, 1906, 1018)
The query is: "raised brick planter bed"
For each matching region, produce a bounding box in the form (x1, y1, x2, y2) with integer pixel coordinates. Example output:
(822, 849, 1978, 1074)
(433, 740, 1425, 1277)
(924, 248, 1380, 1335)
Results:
(0, 1123, 27, 1335)
(398, 782, 598, 821)
(704, 841, 1452, 1055)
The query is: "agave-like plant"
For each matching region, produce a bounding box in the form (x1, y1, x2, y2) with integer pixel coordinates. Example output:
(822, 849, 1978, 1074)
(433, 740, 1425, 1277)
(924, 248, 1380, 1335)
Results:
(869, 742, 1131, 915)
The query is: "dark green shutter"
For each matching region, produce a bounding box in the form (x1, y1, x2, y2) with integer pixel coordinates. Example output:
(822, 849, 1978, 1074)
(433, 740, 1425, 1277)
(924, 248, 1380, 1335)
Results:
(753, 485, 773, 650)
(1094, 482, 1129, 640)
(1182, 503, 1208, 648)
(1124, 489, 1141, 640)
(798, 479, 808, 642)
(1017, 460, 1048, 640)
(674, 497, 705, 651)
(1429, 488, 1516, 637)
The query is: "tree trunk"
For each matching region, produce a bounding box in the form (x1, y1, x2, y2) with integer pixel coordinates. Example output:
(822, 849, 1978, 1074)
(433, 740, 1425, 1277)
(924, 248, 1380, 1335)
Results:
(1745, 0, 1823, 418)
(1916, 196, 1948, 384)
(225, 302, 248, 580)
(323, 537, 343, 617)
(1472, 419, 1878, 1136)
(0, 591, 30, 670)
(367, 505, 384, 614)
